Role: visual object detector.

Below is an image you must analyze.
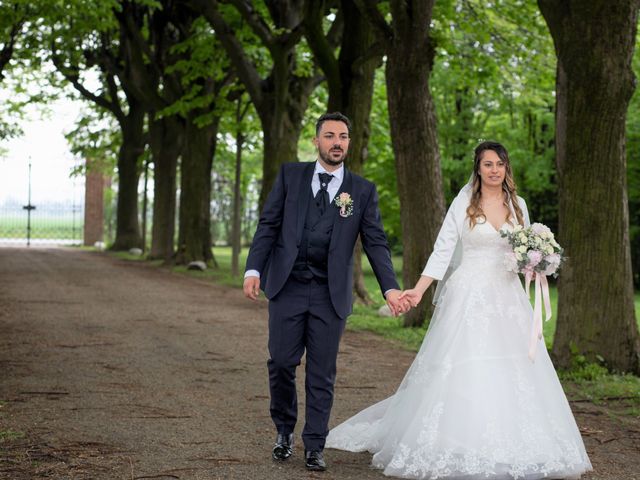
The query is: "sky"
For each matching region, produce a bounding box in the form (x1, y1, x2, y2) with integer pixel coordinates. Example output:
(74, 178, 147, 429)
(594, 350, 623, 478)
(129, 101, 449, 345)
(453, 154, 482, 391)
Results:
(0, 98, 85, 206)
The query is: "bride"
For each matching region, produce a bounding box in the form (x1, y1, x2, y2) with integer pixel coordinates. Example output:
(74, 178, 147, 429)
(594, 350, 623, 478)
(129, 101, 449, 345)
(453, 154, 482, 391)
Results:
(326, 141, 592, 479)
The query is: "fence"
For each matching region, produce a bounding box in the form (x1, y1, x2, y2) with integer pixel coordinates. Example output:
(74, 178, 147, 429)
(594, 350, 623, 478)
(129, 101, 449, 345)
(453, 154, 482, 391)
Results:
(0, 198, 84, 245)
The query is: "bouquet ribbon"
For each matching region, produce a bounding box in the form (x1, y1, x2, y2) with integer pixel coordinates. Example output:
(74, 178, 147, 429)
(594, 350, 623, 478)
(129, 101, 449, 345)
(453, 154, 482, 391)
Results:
(525, 272, 552, 361)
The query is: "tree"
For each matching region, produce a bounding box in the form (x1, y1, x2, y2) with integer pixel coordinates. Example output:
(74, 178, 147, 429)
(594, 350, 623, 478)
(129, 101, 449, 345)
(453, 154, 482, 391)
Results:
(538, 0, 640, 373)
(50, 1, 146, 250)
(159, 13, 236, 265)
(627, 39, 640, 290)
(0, 1, 27, 82)
(230, 93, 252, 277)
(111, 0, 188, 261)
(304, 0, 383, 304)
(190, 0, 320, 209)
(356, 0, 446, 326)
(0, 1, 47, 143)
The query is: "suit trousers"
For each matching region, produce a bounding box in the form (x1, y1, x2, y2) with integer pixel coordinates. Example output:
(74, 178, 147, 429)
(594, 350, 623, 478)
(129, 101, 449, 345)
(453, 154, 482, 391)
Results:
(267, 275, 346, 451)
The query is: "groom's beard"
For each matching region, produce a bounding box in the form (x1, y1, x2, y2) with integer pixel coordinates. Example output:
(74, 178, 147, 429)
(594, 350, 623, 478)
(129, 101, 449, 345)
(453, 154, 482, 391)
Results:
(319, 145, 347, 166)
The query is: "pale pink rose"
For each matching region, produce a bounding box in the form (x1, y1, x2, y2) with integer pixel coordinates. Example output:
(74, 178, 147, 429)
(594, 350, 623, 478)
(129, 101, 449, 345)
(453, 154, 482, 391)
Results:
(542, 253, 561, 275)
(338, 192, 351, 203)
(530, 223, 551, 236)
(527, 250, 543, 267)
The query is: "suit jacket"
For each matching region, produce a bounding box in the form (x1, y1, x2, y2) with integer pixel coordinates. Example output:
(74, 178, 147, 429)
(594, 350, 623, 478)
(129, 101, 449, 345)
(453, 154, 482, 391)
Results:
(246, 161, 399, 319)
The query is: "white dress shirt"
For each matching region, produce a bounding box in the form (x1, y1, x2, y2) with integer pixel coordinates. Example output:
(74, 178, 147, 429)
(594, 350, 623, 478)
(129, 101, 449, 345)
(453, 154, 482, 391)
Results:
(312, 161, 344, 203)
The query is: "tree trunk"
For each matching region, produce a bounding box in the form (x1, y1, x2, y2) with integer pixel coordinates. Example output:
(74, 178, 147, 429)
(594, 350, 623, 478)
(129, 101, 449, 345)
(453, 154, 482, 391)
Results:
(305, 0, 380, 304)
(449, 87, 473, 195)
(231, 129, 244, 277)
(339, 0, 379, 305)
(149, 114, 183, 262)
(193, 1, 318, 214)
(385, 0, 446, 327)
(539, 0, 640, 373)
(176, 115, 219, 265)
(111, 102, 145, 251)
(258, 98, 309, 211)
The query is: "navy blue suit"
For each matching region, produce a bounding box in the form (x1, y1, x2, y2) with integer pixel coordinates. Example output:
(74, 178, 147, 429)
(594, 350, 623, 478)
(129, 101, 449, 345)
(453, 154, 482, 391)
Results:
(246, 161, 399, 450)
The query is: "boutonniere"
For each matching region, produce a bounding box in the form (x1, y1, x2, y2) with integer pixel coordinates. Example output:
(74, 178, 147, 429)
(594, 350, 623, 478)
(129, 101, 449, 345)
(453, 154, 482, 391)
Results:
(335, 192, 354, 217)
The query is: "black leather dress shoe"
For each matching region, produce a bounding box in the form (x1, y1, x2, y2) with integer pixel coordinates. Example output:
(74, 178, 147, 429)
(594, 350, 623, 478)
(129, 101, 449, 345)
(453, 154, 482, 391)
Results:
(305, 449, 326, 471)
(272, 433, 294, 461)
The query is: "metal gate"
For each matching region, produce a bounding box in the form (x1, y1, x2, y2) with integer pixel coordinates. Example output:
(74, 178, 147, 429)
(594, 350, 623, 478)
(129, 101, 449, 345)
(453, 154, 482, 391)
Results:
(0, 199, 84, 245)
(0, 164, 85, 246)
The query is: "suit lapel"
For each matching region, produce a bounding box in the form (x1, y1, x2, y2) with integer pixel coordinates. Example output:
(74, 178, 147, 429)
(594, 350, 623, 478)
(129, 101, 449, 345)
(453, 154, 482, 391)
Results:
(329, 168, 353, 252)
(296, 162, 316, 246)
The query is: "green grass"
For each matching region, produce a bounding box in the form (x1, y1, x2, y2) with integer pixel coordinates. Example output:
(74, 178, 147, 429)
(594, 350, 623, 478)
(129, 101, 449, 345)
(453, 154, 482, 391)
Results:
(558, 359, 640, 414)
(0, 216, 83, 240)
(0, 430, 24, 443)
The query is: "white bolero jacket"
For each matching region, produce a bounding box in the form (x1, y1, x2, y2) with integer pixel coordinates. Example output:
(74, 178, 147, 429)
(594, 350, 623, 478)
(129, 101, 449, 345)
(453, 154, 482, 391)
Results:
(421, 185, 530, 303)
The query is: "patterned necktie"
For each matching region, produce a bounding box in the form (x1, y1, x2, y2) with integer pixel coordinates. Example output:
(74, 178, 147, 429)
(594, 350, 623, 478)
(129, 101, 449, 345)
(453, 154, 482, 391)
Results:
(316, 172, 333, 215)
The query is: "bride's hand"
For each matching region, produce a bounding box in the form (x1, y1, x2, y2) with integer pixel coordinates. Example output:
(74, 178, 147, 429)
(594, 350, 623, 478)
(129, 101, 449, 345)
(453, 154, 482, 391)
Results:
(399, 289, 423, 308)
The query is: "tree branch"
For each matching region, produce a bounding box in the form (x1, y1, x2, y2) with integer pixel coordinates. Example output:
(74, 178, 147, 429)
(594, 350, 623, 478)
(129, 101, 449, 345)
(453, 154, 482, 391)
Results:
(0, 4, 25, 81)
(303, 0, 340, 101)
(351, 40, 385, 73)
(51, 47, 125, 124)
(226, 0, 275, 49)
(104, 71, 124, 120)
(325, 7, 344, 49)
(280, 22, 304, 52)
(352, 0, 393, 47)
(189, 0, 264, 109)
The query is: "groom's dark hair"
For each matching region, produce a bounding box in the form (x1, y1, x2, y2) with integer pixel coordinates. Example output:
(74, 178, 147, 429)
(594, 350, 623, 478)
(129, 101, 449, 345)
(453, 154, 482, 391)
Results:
(316, 112, 351, 136)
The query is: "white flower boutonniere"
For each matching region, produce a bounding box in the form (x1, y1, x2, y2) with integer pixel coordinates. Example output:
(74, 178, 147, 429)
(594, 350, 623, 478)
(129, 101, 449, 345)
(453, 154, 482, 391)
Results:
(335, 192, 354, 217)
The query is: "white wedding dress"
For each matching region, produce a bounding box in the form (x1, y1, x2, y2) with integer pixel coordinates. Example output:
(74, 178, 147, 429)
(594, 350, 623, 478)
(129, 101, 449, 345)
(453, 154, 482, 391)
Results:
(326, 220, 592, 479)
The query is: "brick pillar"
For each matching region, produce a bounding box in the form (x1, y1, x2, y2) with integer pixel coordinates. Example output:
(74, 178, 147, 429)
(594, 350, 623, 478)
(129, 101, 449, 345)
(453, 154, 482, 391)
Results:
(84, 163, 105, 246)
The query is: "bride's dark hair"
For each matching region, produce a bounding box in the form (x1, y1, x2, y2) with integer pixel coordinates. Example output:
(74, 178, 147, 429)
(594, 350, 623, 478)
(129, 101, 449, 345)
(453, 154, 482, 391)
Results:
(466, 141, 524, 228)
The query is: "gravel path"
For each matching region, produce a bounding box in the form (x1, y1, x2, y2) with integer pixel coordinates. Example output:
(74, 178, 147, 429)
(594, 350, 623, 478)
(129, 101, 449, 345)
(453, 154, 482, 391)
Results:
(0, 248, 638, 479)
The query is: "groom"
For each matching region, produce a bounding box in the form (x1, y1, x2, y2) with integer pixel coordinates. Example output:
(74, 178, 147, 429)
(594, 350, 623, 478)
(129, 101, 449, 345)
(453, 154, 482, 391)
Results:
(243, 112, 406, 471)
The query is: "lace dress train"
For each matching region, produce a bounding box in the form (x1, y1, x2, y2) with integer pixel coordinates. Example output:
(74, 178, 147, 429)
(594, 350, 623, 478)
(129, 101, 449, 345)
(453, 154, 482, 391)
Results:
(326, 221, 592, 479)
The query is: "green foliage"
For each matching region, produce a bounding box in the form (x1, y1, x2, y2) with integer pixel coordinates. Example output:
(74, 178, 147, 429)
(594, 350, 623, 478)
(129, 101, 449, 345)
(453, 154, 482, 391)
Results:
(349, 305, 429, 351)
(212, 94, 262, 247)
(364, 70, 401, 250)
(431, 0, 557, 216)
(0, 429, 25, 443)
(626, 29, 640, 288)
(559, 350, 640, 408)
(161, 16, 231, 126)
(66, 107, 119, 176)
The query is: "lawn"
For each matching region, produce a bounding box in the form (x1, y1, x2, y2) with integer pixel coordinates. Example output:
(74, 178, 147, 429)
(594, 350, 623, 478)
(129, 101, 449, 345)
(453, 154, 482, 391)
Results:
(0, 216, 84, 240)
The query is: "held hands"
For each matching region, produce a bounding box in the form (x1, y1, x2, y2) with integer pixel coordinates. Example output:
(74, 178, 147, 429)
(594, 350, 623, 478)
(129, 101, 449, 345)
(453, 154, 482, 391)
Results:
(395, 276, 433, 312)
(385, 289, 412, 317)
(243, 276, 261, 301)
(398, 288, 425, 309)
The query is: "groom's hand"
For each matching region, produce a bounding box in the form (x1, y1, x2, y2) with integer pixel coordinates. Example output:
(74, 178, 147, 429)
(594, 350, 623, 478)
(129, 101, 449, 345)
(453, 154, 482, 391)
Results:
(385, 289, 411, 316)
(243, 276, 261, 301)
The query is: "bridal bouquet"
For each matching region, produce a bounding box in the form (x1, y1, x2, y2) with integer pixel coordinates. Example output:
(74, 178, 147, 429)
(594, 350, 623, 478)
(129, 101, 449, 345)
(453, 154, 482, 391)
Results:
(500, 223, 564, 277)
(500, 223, 564, 361)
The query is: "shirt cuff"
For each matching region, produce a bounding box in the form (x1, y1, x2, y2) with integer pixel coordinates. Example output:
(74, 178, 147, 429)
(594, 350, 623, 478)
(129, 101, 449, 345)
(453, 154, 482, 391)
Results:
(244, 270, 260, 279)
(384, 289, 399, 298)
